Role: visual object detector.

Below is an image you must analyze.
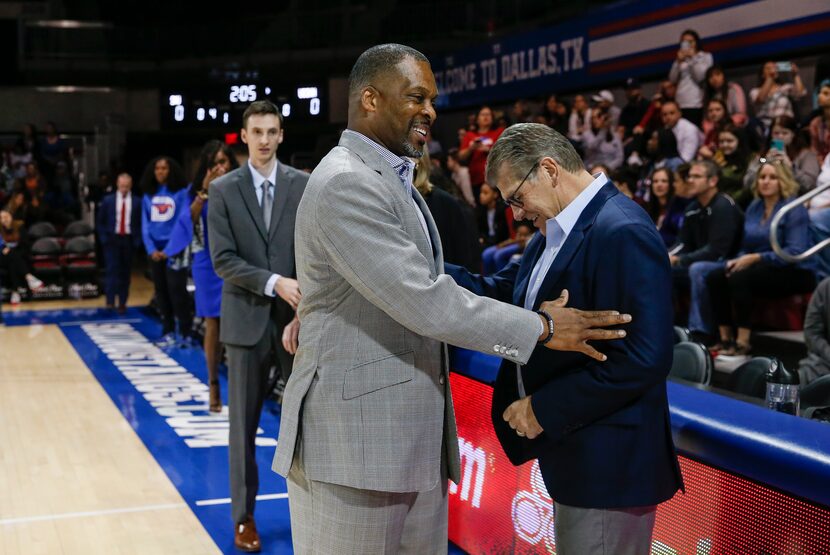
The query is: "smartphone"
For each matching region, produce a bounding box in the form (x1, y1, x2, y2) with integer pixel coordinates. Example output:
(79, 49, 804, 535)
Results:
(776, 61, 792, 73)
(771, 138, 785, 151)
(680, 40, 692, 50)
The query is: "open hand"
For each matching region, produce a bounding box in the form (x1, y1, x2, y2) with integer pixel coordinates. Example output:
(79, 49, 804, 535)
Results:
(538, 289, 630, 362)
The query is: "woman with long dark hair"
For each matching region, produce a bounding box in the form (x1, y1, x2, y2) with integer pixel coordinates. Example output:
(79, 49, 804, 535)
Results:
(646, 168, 690, 247)
(165, 141, 237, 411)
(140, 155, 188, 346)
(712, 125, 754, 205)
(703, 65, 748, 127)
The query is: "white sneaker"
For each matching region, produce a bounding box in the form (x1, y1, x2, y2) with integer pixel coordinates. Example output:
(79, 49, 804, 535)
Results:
(25, 275, 44, 291)
(10, 291, 21, 305)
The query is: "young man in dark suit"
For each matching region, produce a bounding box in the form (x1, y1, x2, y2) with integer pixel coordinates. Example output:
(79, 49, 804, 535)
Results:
(97, 172, 142, 313)
(447, 123, 684, 554)
(207, 100, 309, 552)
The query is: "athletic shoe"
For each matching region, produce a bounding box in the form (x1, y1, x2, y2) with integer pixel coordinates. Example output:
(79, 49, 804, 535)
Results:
(10, 292, 21, 305)
(25, 275, 44, 291)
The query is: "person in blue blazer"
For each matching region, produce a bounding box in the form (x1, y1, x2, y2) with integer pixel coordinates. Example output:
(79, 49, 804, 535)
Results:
(97, 172, 142, 312)
(446, 123, 684, 555)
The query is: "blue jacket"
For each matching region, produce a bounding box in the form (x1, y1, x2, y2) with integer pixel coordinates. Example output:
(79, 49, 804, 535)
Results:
(142, 185, 185, 254)
(97, 191, 143, 248)
(741, 198, 814, 270)
(446, 181, 683, 509)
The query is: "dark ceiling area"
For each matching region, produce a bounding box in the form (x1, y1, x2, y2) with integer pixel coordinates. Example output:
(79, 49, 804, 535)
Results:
(3, 0, 619, 88)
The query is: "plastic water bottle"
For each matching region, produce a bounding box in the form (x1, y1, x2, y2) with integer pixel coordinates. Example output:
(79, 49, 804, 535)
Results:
(765, 358, 800, 416)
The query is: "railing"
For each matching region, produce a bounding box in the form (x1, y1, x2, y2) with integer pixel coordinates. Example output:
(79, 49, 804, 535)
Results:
(770, 180, 830, 263)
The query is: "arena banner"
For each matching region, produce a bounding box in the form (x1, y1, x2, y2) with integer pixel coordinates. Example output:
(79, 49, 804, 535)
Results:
(447, 372, 830, 554)
(431, 0, 830, 109)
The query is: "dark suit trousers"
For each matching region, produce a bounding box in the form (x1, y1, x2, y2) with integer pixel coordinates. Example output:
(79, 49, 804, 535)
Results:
(104, 235, 133, 306)
(149, 258, 175, 334)
(226, 311, 293, 524)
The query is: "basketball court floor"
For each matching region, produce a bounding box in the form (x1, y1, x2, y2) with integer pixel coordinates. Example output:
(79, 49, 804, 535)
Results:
(0, 276, 465, 554)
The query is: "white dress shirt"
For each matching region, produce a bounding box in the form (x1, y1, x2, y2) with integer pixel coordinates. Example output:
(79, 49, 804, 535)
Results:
(671, 118, 704, 163)
(248, 159, 282, 297)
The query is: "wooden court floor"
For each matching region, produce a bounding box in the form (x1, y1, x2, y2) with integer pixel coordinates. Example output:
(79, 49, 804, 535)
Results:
(0, 273, 220, 554)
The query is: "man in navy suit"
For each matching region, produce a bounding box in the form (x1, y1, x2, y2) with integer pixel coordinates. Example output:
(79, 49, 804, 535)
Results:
(447, 123, 683, 554)
(97, 172, 142, 313)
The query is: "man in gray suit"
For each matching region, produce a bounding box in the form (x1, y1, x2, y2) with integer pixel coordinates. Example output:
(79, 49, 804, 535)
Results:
(272, 44, 629, 554)
(208, 100, 308, 552)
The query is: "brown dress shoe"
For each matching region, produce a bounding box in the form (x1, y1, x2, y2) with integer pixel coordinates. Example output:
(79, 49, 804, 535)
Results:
(234, 517, 261, 552)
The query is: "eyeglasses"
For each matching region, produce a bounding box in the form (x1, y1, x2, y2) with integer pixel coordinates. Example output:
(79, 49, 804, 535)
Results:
(504, 161, 539, 208)
(758, 157, 782, 165)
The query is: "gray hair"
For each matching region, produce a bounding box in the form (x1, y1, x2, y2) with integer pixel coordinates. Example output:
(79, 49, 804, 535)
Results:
(349, 44, 429, 97)
(485, 123, 584, 185)
(690, 159, 721, 180)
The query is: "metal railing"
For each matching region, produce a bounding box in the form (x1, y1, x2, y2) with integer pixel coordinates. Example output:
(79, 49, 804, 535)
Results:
(770, 180, 830, 263)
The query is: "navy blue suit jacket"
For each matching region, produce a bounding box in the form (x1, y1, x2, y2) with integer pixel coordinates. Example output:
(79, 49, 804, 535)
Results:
(97, 192, 143, 248)
(446, 181, 683, 509)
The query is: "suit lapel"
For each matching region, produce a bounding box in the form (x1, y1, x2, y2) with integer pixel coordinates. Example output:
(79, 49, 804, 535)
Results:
(237, 164, 268, 242)
(412, 188, 442, 272)
(514, 232, 545, 307)
(268, 163, 291, 241)
(531, 181, 618, 310)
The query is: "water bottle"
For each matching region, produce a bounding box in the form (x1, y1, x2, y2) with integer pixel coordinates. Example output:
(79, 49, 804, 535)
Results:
(765, 358, 800, 416)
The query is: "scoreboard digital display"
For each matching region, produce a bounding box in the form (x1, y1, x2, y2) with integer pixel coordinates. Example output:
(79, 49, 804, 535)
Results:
(162, 79, 325, 129)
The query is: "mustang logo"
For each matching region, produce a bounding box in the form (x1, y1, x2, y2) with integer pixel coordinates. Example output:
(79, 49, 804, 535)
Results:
(151, 195, 176, 222)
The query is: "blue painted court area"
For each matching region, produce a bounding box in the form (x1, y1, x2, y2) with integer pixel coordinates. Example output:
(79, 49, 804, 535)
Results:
(6, 307, 467, 554)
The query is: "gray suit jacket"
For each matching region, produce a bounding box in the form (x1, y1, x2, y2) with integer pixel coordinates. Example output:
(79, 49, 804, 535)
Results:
(208, 162, 309, 346)
(272, 131, 540, 492)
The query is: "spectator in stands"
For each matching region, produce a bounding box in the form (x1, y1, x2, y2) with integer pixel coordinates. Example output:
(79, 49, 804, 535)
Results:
(704, 160, 815, 356)
(23, 162, 46, 197)
(543, 94, 569, 136)
(744, 115, 819, 194)
(38, 121, 68, 185)
(169, 141, 237, 411)
(633, 129, 685, 199)
(445, 148, 475, 207)
(97, 172, 142, 314)
(711, 125, 754, 205)
(582, 107, 623, 170)
(15, 123, 38, 162)
(139, 155, 189, 346)
(459, 106, 504, 192)
(661, 100, 703, 163)
(414, 147, 480, 273)
(591, 90, 621, 129)
(668, 29, 713, 127)
(698, 98, 730, 159)
(797, 277, 830, 385)
(670, 160, 743, 340)
(750, 61, 806, 133)
(633, 80, 676, 139)
(8, 144, 32, 181)
(610, 167, 642, 205)
(4, 190, 27, 223)
(477, 182, 510, 250)
(0, 209, 43, 304)
(567, 94, 592, 147)
(704, 65, 748, 127)
(646, 167, 690, 247)
(482, 219, 535, 275)
(808, 79, 830, 165)
(620, 78, 650, 140)
(510, 99, 534, 124)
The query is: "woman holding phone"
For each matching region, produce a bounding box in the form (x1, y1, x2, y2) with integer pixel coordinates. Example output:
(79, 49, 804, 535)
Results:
(743, 116, 819, 194)
(668, 29, 713, 128)
(750, 61, 806, 133)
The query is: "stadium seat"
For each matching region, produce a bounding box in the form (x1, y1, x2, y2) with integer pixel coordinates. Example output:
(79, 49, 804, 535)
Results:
(670, 342, 712, 385)
(674, 326, 691, 344)
(30, 237, 64, 289)
(751, 295, 811, 331)
(27, 222, 58, 243)
(730, 357, 779, 400)
(63, 220, 94, 240)
(800, 375, 830, 412)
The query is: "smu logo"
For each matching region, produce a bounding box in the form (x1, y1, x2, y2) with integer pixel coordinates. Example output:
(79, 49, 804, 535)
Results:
(512, 460, 556, 551)
(151, 195, 176, 222)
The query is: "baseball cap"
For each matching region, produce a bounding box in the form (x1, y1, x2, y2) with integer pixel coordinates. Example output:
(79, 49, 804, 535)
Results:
(592, 90, 614, 104)
(625, 77, 641, 89)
